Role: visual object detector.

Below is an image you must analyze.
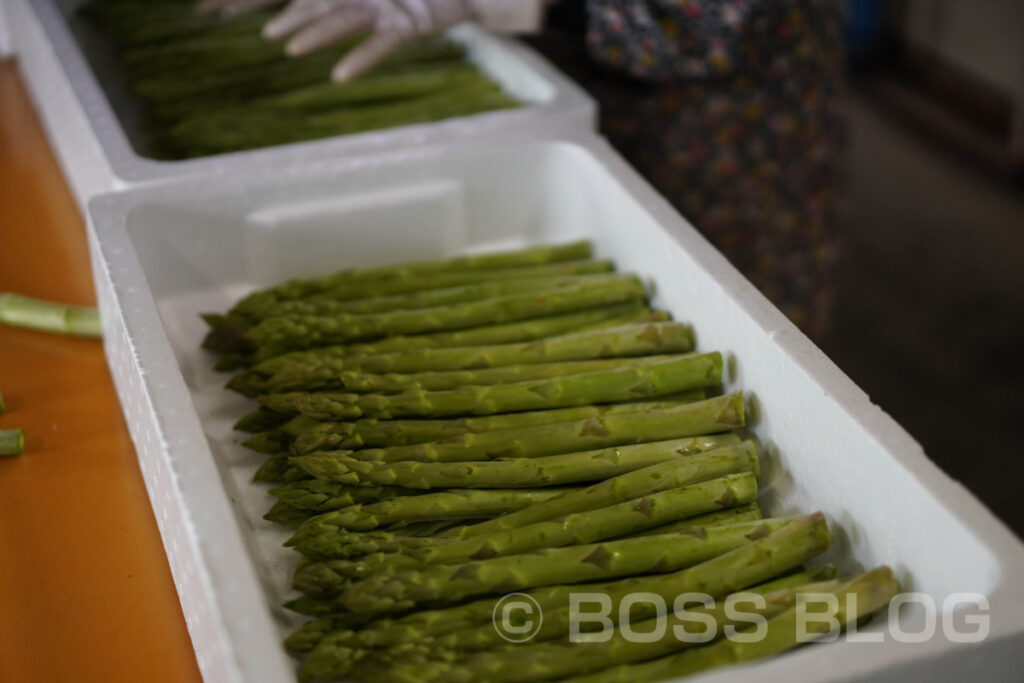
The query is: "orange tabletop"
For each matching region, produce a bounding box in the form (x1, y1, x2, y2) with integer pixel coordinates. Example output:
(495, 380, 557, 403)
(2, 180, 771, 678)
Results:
(0, 60, 202, 683)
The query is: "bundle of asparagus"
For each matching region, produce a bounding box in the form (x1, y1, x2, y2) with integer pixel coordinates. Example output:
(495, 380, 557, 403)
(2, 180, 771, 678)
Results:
(79, 0, 520, 158)
(200, 240, 898, 681)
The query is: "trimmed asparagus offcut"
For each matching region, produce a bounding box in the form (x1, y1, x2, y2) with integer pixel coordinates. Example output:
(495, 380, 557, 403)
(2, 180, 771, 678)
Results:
(568, 566, 899, 683)
(261, 352, 723, 420)
(290, 394, 705, 453)
(0, 293, 102, 337)
(0, 429, 25, 456)
(298, 515, 831, 679)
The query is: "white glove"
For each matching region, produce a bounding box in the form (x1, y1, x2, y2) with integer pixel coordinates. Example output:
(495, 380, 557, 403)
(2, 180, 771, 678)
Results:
(200, 0, 546, 82)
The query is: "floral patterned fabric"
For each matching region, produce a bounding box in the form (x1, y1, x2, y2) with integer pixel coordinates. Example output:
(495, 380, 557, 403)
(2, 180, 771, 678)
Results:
(574, 0, 844, 340)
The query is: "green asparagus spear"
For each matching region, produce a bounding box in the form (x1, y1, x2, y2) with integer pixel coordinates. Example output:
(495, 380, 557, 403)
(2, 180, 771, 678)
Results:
(0, 429, 25, 456)
(303, 393, 743, 469)
(230, 241, 593, 318)
(264, 501, 313, 528)
(293, 487, 579, 533)
(291, 395, 705, 453)
(567, 566, 898, 683)
(231, 306, 656, 384)
(0, 389, 5, 413)
(293, 355, 681, 395)
(261, 352, 722, 420)
(298, 516, 831, 679)
(230, 303, 662, 385)
(357, 577, 844, 683)
(630, 503, 762, 537)
(246, 276, 648, 358)
(253, 454, 308, 483)
(250, 272, 624, 324)
(234, 406, 292, 433)
(303, 517, 790, 603)
(288, 446, 757, 560)
(292, 432, 744, 489)
(295, 472, 759, 611)
(0, 293, 102, 337)
(258, 321, 694, 392)
(268, 481, 423, 513)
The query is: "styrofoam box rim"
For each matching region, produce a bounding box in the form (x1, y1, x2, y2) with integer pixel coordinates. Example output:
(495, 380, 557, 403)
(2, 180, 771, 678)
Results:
(86, 132, 1024, 683)
(16, 0, 595, 197)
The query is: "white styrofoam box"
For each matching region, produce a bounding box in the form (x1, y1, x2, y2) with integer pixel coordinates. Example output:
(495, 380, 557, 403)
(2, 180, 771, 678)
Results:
(7, 0, 595, 208)
(86, 134, 1024, 683)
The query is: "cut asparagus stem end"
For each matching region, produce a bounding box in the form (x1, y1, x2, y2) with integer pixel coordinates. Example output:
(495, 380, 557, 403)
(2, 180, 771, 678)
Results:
(0, 429, 25, 456)
(0, 293, 102, 337)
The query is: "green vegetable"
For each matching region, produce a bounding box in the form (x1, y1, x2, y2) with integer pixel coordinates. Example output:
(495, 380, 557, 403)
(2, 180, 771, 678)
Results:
(567, 566, 899, 683)
(293, 472, 759, 614)
(261, 352, 723, 420)
(298, 515, 831, 679)
(251, 321, 694, 394)
(231, 303, 662, 387)
(0, 293, 101, 337)
(0, 429, 25, 456)
(246, 276, 649, 358)
(290, 395, 705, 454)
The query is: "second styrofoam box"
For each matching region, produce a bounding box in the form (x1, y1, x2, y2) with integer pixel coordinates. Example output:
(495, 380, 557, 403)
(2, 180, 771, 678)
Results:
(9, 0, 595, 206)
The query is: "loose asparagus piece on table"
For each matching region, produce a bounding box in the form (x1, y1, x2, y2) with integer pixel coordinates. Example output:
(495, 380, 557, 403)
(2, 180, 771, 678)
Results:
(290, 394, 705, 453)
(567, 566, 899, 683)
(0, 293, 102, 337)
(245, 275, 649, 358)
(297, 393, 743, 467)
(292, 472, 759, 611)
(298, 515, 831, 679)
(261, 352, 723, 419)
(0, 429, 25, 456)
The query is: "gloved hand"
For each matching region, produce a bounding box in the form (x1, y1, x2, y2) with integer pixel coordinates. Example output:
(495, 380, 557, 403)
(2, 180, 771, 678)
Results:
(197, 0, 545, 82)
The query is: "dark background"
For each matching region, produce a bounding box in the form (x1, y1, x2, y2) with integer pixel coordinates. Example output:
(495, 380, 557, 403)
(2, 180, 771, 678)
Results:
(526, 1, 1024, 538)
